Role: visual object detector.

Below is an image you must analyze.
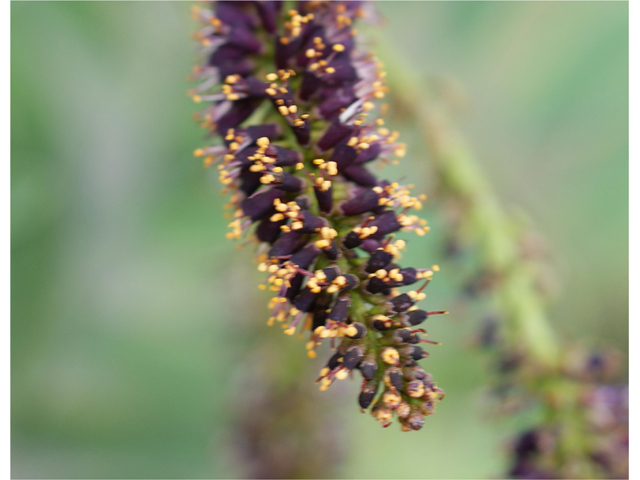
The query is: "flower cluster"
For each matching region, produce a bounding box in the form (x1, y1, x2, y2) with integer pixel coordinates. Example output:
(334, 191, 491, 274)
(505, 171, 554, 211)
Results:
(508, 384, 628, 479)
(190, 1, 446, 430)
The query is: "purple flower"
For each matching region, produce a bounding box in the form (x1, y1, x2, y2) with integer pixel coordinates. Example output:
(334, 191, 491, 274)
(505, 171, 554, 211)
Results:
(191, 1, 446, 431)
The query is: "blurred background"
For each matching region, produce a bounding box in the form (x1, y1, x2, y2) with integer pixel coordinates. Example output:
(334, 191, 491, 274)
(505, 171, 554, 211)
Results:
(11, 2, 628, 478)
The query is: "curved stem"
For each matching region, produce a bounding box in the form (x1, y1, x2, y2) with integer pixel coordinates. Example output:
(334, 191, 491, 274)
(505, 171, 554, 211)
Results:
(377, 41, 560, 369)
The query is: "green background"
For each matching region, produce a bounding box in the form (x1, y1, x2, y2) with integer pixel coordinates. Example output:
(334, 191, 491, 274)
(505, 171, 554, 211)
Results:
(11, 2, 628, 478)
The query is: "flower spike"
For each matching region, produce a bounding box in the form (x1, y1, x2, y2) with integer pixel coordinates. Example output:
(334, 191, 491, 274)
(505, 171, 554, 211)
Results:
(191, 1, 446, 431)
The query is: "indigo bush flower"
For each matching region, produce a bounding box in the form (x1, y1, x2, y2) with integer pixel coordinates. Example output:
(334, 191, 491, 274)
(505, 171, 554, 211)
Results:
(507, 384, 628, 479)
(190, 1, 446, 430)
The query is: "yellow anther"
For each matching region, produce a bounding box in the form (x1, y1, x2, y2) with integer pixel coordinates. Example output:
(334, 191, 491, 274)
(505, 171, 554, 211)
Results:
(381, 347, 399, 365)
(260, 174, 275, 184)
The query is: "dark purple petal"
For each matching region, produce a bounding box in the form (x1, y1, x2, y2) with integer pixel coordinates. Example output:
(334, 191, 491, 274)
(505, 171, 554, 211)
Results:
(317, 121, 355, 151)
(245, 76, 270, 97)
(300, 71, 323, 101)
(410, 346, 428, 361)
(254, 1, 280, 33)
(273, 145, 303, 166)
(294, 195, 312, 210)
(341, 274, 360, 291)
(216, 2, 259, 29)
(339, 188, 380, 216)
(269, 230, 303, 258)
(355, 142, 382, 164)
(275, 35, 304, 69)
(397, 267, 418, 286)
(369, 210, 401, 237)
(227, 26, 263, 53)
(241, 188, 283, 221)
(295, 25, 326, 69)
(216, 98, 263, 133)
(293, 287, 318, 312)
(312, 306, 328, 331)
(342, 164, 378, 187)
(289, 244, 320, 269)
(365, 249, 393, 273)
(317, 86, 357, 119)
(239, 169, 262, 196)
(330, 143, 357, 171)
(366, 276, 389, 295)
(256, 216, 284, 243)
(321, 240, 340, 261)
(343, 230, 363, 249)
(328, 296, 350, 322)
(247, 123, 281, 142)
(407, 309, 427, 326)
(297, 210, 327, 233)
(273, 172, 305, 192)
(359, 381, 378, 409)
(232, 146, 260, 166)
(217, 58, 255, 77)
(209, 43, 248, 66)
(291, 117, 311, 146)
(323, 52, 358, 86)
(360, 359, 377, 379)
(343, 345, 364, 369)
(390, 294, 414, 313)
(388, 369, 404, 391)
(327, 351, 343, 370)
(359, 239, 382, 253)
(285, 273, 304, 301)
(314, 185, 333, 214)
(322, 265, 341, 282)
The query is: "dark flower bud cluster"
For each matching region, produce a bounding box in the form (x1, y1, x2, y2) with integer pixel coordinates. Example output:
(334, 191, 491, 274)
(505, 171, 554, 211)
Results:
(191, 1, 446, 430)
(508, 384, 628, 479)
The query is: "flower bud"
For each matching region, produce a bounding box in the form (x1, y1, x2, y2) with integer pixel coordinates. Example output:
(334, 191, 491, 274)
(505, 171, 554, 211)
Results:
(407, 309, 428, 326)
(359, 380, 379, 409)
(390, 293, 414, 313)
(407, 411, 425, 431)
(359, 356, 378, 379)
(343, 345, 365, 370)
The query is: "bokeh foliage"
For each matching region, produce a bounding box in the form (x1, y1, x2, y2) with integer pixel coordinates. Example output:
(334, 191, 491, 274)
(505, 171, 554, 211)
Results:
(11, 2, 627, 478)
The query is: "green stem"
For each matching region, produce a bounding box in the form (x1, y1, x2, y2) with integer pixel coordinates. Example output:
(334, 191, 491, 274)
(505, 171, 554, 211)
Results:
(377, 42, 559, 370)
